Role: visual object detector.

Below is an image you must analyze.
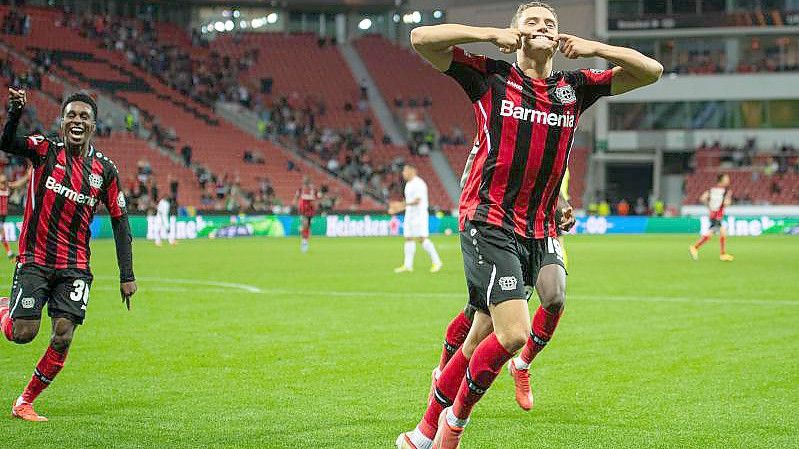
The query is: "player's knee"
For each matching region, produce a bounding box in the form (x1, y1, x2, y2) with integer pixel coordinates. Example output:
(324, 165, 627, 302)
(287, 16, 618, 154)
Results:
(50, 332, 73, 352)
(496, 330, 528, 353)
(539, 288, 566, 313)
(12, 325, 37, 344)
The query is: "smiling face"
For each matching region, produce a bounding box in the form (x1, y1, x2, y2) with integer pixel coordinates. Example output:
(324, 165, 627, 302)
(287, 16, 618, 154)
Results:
(60, 101, 96, 150)
(513, 4, 559, 58)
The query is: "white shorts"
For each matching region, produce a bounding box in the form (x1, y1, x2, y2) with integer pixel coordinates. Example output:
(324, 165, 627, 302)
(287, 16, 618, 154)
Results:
(403, 214, 429, 238)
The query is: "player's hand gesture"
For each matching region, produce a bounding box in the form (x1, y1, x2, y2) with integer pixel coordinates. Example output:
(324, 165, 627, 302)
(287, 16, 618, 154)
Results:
(489, 28, 531, 54)
(558, 206, 575, 232)
(557, 34, 602, 59)
(8, 87, 26, 111)
(120, 281, 137, 310)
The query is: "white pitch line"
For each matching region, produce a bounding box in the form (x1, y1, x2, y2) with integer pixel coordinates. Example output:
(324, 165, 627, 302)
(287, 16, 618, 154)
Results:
(249, 288, 799, 307)
(94, 276, 263, 293)
(93, 277, 798, 307)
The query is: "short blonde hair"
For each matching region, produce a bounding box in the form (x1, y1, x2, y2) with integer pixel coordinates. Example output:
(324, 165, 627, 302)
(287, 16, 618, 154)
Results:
(510, 2, 558, 28)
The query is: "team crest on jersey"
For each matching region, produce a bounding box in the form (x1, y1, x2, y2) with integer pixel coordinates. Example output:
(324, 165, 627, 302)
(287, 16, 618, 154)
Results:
(117, 191, 126, 209)
(89, 173, 103, 189)
(554, 85, 577, 105)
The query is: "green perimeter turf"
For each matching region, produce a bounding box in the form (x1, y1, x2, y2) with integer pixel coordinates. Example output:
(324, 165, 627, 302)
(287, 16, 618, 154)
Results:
(0, 234, 797, 448)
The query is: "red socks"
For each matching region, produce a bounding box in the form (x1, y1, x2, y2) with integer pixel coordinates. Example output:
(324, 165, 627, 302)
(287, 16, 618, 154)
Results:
(301, 227, 310, 240)
(694, 234, 711, 249)
(520, 306, 562, 365)
(419, 348, 469, 439)
(438, 311, 471, 370)
(451, 333, 513, 420)
(720, 235, 727, 254)
(0, 306, 12, 341)
(21, 345, 68, 403)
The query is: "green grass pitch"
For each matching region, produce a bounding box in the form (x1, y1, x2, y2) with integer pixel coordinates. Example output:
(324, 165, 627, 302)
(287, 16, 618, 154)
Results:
(0, 234, 796, 448)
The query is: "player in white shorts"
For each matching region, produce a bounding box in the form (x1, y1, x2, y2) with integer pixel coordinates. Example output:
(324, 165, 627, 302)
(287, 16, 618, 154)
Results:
(389, 164, 442, 273)
(155, 195, 176, 246)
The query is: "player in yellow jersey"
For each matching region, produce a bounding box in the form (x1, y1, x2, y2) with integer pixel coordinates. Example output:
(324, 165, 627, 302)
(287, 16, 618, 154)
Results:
(555, 168, 571, 269)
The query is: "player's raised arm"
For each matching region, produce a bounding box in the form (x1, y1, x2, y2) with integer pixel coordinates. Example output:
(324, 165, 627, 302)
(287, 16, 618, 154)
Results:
(0, 88, 37, 158)
(102, 167, 136, 309)
(557, 34, 663, 95)
(411, 24, 531, 71)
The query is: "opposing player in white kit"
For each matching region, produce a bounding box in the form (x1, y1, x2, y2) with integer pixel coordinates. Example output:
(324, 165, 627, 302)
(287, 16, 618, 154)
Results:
(155, 195, 176, 246)
(389, 164, 443, 273)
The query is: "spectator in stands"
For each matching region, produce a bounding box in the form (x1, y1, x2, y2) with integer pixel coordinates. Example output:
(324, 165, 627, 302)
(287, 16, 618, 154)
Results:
(137, 159, 152, 183)
(653, 199, 665, 217)
(764, 156, 779, 177)
(598, 199, 611, 217)
(634, 197, 648, 216)
(352, 179, 365, 206)
(616, 199, 630, 216)
(2, 8, 29, 36)
(168, 174, 179, 205)
(181, 144, 192, 166)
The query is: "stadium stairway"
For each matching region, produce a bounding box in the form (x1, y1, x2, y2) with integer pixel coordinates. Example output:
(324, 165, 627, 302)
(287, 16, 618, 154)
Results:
(337, 41, 406, 145)
(353, 34, 475, 138)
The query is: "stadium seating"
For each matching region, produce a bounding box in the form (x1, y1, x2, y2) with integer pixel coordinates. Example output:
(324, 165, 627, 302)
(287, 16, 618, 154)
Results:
(685, 145, 799, 204)
(210, 32, 381, 138)
(0, 6, 380, 210)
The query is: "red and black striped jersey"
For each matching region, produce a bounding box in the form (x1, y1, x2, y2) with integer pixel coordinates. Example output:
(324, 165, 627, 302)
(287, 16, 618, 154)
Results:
(8, 134, 127, 269)
(296, 185, 317, 216)
(447, 47, 612, 239)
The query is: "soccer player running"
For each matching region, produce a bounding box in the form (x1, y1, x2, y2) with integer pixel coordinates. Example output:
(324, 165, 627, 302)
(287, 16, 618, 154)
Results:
(0, 167, 31, 260)
(0, 88, 137, 422)
(689, 173, 734, 261)
(295, 176, 317, 253)
(396, 3, 662, 448)
(390, 164, 443, 273)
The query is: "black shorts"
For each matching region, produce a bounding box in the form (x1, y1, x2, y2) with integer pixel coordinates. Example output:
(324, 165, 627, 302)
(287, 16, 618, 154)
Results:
(8, 263, 93, 325)
(0, 215, 6, 223)
(461, 220, 565, 314)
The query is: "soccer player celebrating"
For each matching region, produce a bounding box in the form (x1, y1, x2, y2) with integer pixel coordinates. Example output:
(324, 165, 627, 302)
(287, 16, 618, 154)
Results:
(0, 167, 31, 260)
(389, 164, 442, 273)
(295, 176, 317, 253)
(689, 173, 734, 261)
(0, 88, 137, 422)
(396, 3, 662, 448)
